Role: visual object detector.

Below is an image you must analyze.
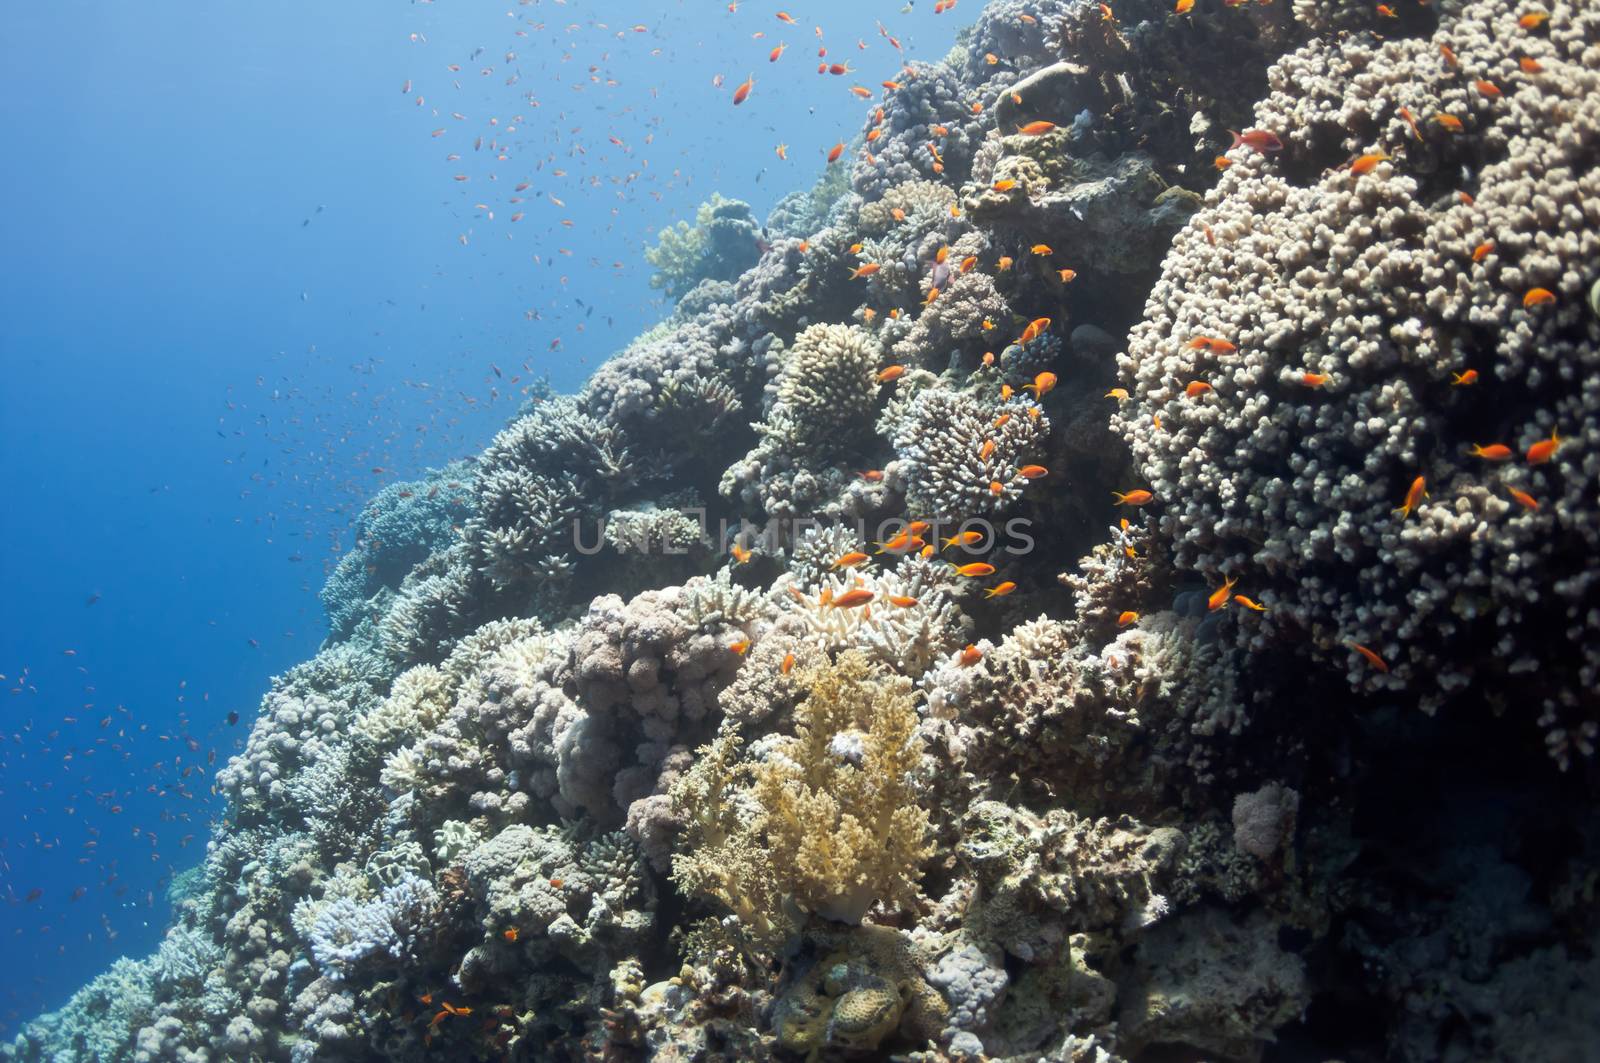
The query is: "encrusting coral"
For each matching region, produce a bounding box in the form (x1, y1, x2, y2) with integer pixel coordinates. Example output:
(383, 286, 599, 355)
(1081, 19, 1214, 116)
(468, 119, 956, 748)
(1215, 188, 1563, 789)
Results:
(10, 1, 1599, 1061)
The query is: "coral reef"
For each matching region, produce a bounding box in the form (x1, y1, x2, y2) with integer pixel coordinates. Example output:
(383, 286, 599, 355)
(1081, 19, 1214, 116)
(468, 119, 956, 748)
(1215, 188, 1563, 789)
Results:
(11, 2, 1598, 1062)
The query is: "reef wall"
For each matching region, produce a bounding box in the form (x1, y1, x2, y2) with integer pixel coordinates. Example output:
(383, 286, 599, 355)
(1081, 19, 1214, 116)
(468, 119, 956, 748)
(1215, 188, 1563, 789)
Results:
(8, 1, 1598, 1060)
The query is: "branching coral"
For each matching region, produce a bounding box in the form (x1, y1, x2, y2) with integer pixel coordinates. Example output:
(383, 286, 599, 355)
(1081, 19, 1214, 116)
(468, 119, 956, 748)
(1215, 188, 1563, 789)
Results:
(672, 653, 933, 945)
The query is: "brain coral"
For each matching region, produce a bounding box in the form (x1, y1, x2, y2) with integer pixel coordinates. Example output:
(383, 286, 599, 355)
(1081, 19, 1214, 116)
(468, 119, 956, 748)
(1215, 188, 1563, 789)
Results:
(1114, 0, 1600, 765)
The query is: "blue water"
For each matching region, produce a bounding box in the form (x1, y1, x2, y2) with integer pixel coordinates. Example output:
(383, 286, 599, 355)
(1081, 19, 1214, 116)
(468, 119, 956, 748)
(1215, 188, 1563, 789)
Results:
(0, 0, 961, 1030)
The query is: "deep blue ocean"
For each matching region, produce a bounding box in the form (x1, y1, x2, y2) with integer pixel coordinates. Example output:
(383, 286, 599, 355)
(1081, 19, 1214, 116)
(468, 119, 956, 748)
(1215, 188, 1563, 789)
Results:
(0, 0, 961, 1031)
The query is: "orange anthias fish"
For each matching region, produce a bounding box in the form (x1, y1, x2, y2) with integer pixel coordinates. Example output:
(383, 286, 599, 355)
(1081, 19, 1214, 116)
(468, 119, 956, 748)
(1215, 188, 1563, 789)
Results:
(1346, 640, 1389, 673)
(1506, 485, 1540, 510)
(877, 364, 906, 382)
(503, 928, 519, 942)
(1113, 489, 1154, 506)
(728, 638, 752, 655)
(1301, 373, 1331, 388)
(1030, 243, 1053, 255)
(1451, 369, 1479, 386)
(1234, 595, 1268, 612)
(780, 652, 796, 674)
(984, 581, 1017, 598)
(1188, 335, 1237, 353)
(732, 74, 755, 105)
(1229, 128, 1284, 153)
(874, 531, 918, 554)
(1207, 576, 1238, 612)
(1016, 120, 1056, 135)
(833, 551, 869, 568)
(1523, 287, 1556, 307)
(958, 644, 984, 666)
(1469, 443, 1513, 461)
(827, 141, 845, 163)
(1018, 465, 1048, 479)
(1185, 380, 1213, 397)
(1349, 153, 1392, 175)
(730, 543, 752, 564)
(953, 562, 997, 577)
(831, 589, 876, 608)
(1025, 371, 1057, 397)
(1394, 475, 1428, 520)
(942, 530, 984, 549)
(1526, 430, 1561, 464)
(850, 262, 881, 279)
(992, 179, 1018, 192)
(1117, 610, 1139, 627)
(1019, 317, 1051, 344)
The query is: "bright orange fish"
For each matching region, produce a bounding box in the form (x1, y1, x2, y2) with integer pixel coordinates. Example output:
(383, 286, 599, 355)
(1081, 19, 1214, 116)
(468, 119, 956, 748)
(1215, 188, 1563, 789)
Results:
(1525, 430, 1561, 464)
(1432, 114, 1464, 132)
(1469, 444, 1512, 461)
(1523, 287, 1556, 307)
(1451, 369, 1478, 386)
(831, 589, 875, 608)
(832, 551, 869, 569)
(851, 263, 881, 279)
(1207, 575, 1237, 612)
(960, 255, 978, 272)
(1234, 595, 1268, 612)
(1517, 11, 1549, 29)
(732, 74, 754, 105)
(876, 364, 906, 382)
(1185, 380, 1213, 397)
(1030, 244, 1052, 255)
(728, 638, 751, 655)
(1349, 153, 1392, 175)
(1471, 241, 1495, 262)
(1117, 610, 1139, 627)
(953, 562, 997, 577)
(1015, 120, 1056, 135)
(942, 530, 984, 549)
(1228, 128, 1283, 153)
(1506, 485, 1539, 510)
(1113, 489, 1153, 506)
(769, 42, 787, 61)
(1301, 373, 1330, 387)
(780, 652, 796, 675)
(887, 594, 919, 607)
(1019, 317, 1051, 344)
(992, 179, 1017, 191)
(958, 644, 983, 666)
(978, 439, 996, 461)
(1018, 465, 1048, 479)
(1474, 79, 1502, 98)
(1025, 371, 1057, 397)
(984, 581, 1016, 598)
(1394, 475, 1427, 520)
(827, 141, 844, 163)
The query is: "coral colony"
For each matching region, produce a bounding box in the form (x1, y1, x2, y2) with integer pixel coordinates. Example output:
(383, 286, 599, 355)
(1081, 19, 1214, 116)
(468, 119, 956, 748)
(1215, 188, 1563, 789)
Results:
(9, 0, 1598, 1060)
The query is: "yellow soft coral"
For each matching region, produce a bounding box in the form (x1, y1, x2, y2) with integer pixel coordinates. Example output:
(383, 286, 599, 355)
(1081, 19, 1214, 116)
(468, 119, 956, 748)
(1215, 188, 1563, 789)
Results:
(671, 652, 932, 948)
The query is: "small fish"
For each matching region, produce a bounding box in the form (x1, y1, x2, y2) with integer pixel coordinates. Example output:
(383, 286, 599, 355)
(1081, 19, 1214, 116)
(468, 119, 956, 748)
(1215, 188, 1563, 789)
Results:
(831, 589, 876, 608)
(1019, 317, 1052, 344)
(1394, 475, 1428, 520)
(1207, 575, 1238, 612)
(923, 286, 940, 305)
(1301, 372, 1331, 387)
(1506, 485, 1540, 510)
(935, 246, 950, 264)
(1105, 388, 1130, 400)
(1234, 595, 1268, 612)
(1030, 243, 1053, 255)
(877, 364, 906, 382)
(978, 439, 996, 461)
(1349, 152, 1392, 175)
(997, 256, 1013, 271)
(1468, 443, 1513, 461)
(1025, 371, 1057, 397)
(874, 531, 919, 554)
(889, 592, 921, 608)
(1185, 380, 1213, 397)
(1375, 3, 1397, 16)
(1117, 610, 1139, 627)
(1057, 268, 1077, 283)
(1229, 128, 1284, 153)
(732, 73, 755, 105)
(1016, 120, 1056, 135)
(1432, 113, 1464, 132)
(1451, 369, 1479, 386)
(1398, 106, 1424, 141)
(1113, 489, 1154, 506)
(953, 562, 997, 577)
(1471, 241, 1495, 262)
(1519, 56, 1544, 73)
(833, 551, 869, 568)
(1175, 0, 1193, 12)
(728, 638, 751, 655)
(850, 262, 881, 279)
(780, 652, 796, 675)
(1517, 10, 1550, 29)
(775, 143, 789, 159)
(943, 531, 985, 549)
(1214, 155, 1233, 171)
(1346, 640, 1389, 673)
(1525, 430, 1561, 464)
(1523, 287, 1556, 307)
(769, 42, 787, 61)
(958, 644, 984, 666)
(503, 928, 519, 942)
(1188, 335, 1237, 352)
(1474, 79, 1502, 98)
(1440, 42, 1460, 67)
(984, 581, 1017, 598)
(960, 255, 978, 272)
(860, 469, 884, 482)
(992, 179, 1018, 191)
(827, 141, 845, 163)
(989, 480, 1005, 495)
(1018, 465, 1048, 479)
(984, 52, 999, 65)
